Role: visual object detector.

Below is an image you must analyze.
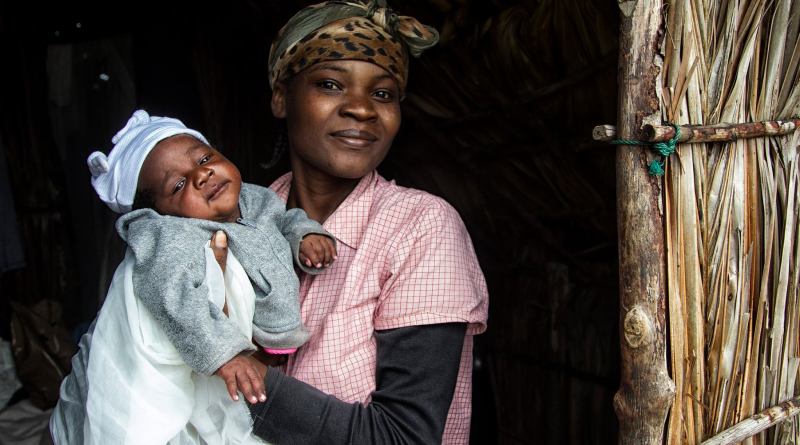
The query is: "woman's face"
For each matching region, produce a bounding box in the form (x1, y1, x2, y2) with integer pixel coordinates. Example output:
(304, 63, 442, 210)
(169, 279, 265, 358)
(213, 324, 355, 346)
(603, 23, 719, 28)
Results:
(272, 59, 402, 180)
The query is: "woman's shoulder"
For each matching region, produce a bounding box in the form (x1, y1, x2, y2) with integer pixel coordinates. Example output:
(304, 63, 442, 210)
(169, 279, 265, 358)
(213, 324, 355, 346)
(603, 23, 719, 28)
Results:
(372, 176, 464, 228)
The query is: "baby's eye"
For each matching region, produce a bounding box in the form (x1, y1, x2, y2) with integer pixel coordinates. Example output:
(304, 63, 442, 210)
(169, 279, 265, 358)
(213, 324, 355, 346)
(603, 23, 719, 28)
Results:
(173, 178, 186, 194)
(317, 80, 341, 91)
(199, 154, 212, 165)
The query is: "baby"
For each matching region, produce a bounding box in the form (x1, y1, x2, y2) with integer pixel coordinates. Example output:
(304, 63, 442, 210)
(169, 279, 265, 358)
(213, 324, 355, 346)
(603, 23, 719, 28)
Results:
(92, 110, 334, 401)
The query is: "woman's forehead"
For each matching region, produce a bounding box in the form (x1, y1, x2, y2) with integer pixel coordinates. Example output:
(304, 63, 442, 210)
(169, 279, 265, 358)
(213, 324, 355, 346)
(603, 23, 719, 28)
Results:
(272, 17, 408, 89)
(303, 59, 397, 81)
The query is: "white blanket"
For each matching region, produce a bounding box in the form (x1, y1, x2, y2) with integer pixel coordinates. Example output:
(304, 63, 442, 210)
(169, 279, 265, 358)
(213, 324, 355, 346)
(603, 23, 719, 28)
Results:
(50, 245, 267, 445)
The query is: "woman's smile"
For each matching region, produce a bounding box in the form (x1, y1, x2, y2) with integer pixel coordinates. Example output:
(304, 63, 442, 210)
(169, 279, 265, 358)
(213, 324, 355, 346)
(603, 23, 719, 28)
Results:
(329, 128, 379, 148)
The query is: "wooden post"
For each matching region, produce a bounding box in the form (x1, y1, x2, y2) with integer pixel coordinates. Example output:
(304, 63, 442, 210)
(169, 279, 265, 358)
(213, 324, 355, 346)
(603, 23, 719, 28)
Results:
(613, 1, 676, 445)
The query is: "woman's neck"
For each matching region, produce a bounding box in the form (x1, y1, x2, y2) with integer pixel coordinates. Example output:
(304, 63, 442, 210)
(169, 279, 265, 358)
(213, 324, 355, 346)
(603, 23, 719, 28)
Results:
(287, 161, 361, 224)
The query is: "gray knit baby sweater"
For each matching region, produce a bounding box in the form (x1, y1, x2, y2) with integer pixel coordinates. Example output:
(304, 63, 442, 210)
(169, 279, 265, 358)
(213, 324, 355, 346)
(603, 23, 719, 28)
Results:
(116, 183, 331, 375)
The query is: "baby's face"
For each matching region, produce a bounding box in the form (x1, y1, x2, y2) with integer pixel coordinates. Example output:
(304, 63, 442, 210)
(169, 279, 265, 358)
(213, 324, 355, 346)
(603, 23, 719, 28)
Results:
(138, 134, 242, 222)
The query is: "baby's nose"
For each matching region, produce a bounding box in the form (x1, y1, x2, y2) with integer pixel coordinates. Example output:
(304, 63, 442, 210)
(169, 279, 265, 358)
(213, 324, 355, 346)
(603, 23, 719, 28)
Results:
(193, 167, 214, 187)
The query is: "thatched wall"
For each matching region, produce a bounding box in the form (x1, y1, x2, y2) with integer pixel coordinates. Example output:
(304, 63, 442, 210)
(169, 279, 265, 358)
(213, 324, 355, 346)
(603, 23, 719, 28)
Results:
(660, 1, 800, 443)
(0, 1, 621, 443)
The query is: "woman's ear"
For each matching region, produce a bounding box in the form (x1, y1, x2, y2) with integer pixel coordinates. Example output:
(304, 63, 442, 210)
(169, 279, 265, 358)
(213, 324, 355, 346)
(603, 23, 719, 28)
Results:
(271, 82, 287, 118)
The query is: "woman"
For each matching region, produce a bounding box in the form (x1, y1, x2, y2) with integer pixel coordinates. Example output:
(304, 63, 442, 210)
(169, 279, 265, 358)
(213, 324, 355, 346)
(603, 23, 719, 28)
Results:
(222, 1, 489, 444)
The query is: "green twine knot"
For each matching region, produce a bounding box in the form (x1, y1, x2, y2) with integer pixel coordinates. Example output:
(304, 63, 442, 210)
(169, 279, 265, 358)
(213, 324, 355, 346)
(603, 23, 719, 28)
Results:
(648, 160, 665, 176)
(611, 123, 681, 177)
(653, 140, 676, 157)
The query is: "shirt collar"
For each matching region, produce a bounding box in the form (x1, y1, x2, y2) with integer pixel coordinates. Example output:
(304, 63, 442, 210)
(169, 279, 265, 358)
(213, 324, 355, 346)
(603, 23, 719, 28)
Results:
(270, 171, 377, 250)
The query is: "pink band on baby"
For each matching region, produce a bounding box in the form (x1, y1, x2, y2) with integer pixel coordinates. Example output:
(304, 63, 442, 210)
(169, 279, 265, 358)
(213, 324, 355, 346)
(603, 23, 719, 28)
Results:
(263, 347, 297, 354)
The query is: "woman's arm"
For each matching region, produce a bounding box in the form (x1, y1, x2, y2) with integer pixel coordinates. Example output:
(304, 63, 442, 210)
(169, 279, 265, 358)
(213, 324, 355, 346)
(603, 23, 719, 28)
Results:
(249, 323, 467, 445)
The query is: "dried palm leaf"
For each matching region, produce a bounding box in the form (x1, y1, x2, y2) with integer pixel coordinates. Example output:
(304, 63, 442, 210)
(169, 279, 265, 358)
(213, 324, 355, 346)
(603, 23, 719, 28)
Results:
(663, 1, 800, 444)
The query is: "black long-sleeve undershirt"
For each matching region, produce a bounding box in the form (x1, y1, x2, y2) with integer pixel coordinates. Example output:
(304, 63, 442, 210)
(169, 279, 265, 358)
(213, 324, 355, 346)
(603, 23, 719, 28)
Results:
(248, 323, 467, 445)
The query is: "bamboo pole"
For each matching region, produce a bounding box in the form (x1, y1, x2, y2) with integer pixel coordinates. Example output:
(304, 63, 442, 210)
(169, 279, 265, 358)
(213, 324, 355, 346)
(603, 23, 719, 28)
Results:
(613, 1, 676, 444)
(701, 395, 800, 445)
(592, 119, 800, 143)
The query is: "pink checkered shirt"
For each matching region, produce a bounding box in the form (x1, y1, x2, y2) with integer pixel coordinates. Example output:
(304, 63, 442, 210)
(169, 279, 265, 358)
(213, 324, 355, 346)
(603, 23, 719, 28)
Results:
(270, 171, 488, 444)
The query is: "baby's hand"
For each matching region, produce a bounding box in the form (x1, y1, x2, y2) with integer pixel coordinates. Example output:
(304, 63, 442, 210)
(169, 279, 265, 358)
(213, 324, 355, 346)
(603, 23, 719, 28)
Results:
(214, 353, 267, 404)
(299, 234, 337, 269)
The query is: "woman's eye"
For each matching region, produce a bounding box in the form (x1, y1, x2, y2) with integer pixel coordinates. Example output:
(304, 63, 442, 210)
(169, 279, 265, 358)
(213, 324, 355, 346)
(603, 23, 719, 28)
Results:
(173, 178, 186, 194)
(373, 89, 394, 101)
(317, 80, 341, 91)
(199, 154, 212, 165)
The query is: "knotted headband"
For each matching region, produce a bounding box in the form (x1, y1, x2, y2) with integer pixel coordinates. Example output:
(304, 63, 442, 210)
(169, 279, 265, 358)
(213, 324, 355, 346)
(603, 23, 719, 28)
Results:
(268, 0, 439, 91)
(87, 109, 209, 213)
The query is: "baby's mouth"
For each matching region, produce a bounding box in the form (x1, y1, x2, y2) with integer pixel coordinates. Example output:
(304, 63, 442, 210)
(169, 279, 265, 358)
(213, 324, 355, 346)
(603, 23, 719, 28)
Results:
(207, 181, 230, 201)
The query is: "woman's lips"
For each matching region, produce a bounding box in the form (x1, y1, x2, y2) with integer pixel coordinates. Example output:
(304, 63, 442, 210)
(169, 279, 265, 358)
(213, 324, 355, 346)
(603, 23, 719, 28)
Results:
(330, 129, 378, 148)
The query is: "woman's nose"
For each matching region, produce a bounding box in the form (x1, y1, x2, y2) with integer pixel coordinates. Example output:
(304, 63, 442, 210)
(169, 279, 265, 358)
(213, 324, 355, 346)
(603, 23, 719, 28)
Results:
(340, 92, 377, 121)
(192, 167, 214, 188)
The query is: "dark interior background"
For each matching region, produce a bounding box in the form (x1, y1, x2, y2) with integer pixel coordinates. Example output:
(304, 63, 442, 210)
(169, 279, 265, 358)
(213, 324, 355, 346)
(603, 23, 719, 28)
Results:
(0, 0, 621, 443)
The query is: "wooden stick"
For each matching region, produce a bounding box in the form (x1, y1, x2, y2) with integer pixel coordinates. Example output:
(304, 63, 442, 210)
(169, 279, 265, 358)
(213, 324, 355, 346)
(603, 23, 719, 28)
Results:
(701, 395, 800, 445)
(593, 124, 618, 141)
(613, 1, 675, 445)
(592, 119, 800, 143)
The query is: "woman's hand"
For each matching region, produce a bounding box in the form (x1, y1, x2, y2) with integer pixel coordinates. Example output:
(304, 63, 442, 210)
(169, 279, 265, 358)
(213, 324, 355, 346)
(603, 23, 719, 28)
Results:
(299, 234, 337, 269)
(211, 230, 229, 315)
(214, 353, 268, 404)
(211, 230, 228, 273)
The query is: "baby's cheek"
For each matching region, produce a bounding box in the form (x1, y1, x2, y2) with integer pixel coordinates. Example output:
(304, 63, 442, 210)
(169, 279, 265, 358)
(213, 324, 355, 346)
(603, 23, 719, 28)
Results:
(178, 196, 211, 219)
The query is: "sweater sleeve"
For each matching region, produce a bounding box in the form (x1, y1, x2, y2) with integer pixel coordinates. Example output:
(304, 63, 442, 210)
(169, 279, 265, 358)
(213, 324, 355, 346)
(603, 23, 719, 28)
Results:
(242, 184, 334, 276)
(118, 210, 256, 375)
(248, 323, 466, 444)
(279, 208, 336, 276)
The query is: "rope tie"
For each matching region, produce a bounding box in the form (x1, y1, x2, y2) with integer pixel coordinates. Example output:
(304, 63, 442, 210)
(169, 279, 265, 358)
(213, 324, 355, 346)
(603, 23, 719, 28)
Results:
(611, 123, 681, 176)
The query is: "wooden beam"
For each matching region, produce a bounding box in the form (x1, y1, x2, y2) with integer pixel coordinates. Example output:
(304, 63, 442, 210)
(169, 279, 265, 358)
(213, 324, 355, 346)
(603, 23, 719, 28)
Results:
(593, 124, 618, 141)
(701, 395, 800, 445)
(613, 1, 675, 445)
(592, 119, 800, 143)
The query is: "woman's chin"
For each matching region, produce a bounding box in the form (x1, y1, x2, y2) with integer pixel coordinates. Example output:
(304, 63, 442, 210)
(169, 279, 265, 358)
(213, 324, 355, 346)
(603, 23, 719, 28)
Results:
(332, 164, 378, 180)
(314, 158, 380, 180)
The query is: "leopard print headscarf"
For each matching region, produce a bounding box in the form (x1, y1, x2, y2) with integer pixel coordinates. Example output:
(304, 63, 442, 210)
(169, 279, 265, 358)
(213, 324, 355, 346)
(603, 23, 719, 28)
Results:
(268, 0, 439, 91)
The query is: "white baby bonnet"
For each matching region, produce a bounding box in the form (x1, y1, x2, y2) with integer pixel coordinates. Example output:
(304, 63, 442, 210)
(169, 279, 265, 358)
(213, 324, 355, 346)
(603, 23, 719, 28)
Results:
(87, 109, 209, 213)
